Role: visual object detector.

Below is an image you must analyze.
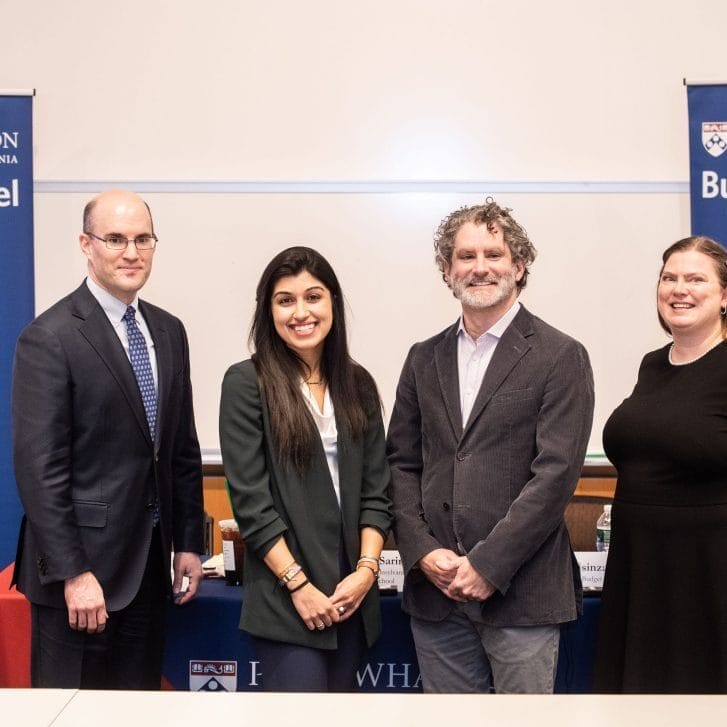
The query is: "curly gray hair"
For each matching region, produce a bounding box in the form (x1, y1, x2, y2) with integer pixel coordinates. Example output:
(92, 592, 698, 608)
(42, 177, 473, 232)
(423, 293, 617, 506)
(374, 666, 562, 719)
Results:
(433, 198, 537, 291)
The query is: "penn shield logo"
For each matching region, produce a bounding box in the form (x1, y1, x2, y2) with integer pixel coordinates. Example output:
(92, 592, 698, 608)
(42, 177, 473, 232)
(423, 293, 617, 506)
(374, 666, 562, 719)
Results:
(702, 122, 727, 158)
(189, 660, 237, 691)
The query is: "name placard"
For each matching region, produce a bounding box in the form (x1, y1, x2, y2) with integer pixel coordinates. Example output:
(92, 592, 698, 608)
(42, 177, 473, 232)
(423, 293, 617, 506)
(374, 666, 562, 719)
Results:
(379, 550, 404, 592)
(575, 551, 608, 590)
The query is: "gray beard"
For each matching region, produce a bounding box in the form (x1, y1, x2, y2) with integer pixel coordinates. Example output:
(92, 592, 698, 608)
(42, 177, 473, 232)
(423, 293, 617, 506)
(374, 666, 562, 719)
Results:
(452, 270, 517, 310)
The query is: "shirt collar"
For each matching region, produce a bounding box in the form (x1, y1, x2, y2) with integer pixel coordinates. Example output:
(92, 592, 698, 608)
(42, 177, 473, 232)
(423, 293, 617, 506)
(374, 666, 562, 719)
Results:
(85, 276, 140, 322)
(457, 300, 521, 343)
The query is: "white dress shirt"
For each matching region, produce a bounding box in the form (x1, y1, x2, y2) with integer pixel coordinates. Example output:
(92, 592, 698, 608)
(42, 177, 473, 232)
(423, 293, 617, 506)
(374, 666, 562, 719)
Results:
(300, 382, 340, 505)
(457, 301, 520, 426)
(85, 276, 158, 391)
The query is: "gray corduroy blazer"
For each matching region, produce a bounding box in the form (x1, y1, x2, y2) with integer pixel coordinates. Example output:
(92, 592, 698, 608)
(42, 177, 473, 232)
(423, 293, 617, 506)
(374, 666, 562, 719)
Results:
(387, 305, 594, 627)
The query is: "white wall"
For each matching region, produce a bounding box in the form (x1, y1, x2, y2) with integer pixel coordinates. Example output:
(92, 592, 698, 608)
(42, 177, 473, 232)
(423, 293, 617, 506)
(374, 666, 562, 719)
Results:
(4, 0, 724, 456)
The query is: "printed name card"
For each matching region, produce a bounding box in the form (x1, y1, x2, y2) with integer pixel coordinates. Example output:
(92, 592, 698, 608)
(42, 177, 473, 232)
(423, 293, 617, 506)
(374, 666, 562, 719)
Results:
(379, 550, 404, 592)
(575, 551, 608, 590)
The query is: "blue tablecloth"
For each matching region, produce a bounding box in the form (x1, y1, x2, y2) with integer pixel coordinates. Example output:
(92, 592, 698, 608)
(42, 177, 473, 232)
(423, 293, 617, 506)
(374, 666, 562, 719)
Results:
(163, 578, 599, 693)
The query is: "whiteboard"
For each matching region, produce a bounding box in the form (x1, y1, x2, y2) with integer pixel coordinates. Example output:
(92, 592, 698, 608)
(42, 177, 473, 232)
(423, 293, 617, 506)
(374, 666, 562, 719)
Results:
(33, 191, 684, 456)
(5, 0, 721, 455)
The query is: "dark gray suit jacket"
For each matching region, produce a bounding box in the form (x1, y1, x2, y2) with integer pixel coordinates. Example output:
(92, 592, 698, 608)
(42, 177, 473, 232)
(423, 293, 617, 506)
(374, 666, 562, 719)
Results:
(12, 281, 204, 611)
(219, 359, 392, 649)
(387, 305, 594, 626)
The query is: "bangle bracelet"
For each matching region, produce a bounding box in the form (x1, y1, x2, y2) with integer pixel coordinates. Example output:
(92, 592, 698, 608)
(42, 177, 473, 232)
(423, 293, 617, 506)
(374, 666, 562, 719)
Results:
(278, 563, 303, 586)
(288, 578, 310, 594)
(357, 563, 379, 580)
(357, 556, 379, 565)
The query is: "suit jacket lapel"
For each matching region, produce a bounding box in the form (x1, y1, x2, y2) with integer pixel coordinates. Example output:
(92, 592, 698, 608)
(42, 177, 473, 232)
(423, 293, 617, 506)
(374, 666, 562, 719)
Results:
(140, 301, 170, 452)
(461, 306, 533, 439)
(434, 323, 463, 438)
(72, 284, 153, 447)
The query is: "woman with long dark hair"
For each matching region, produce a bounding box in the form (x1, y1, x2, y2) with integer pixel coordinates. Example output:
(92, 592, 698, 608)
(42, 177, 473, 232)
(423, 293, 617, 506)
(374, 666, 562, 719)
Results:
(220, 246, 392, 691)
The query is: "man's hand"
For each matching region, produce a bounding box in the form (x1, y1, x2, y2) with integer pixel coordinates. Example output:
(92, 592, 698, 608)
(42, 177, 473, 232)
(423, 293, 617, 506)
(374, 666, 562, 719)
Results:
(445, 556, 496, 602)
(64, 571, 108, 633)
(172, 551, 203, 605)
(418, 548, 463, 597)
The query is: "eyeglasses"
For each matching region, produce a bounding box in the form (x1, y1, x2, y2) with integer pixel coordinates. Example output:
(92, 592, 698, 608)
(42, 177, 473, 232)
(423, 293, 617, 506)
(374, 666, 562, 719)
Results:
(84, 232, 158, 251)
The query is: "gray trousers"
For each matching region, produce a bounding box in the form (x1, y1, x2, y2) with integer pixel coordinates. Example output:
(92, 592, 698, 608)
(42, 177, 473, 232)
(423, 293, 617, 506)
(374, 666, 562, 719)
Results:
(411, 602, 560, 694)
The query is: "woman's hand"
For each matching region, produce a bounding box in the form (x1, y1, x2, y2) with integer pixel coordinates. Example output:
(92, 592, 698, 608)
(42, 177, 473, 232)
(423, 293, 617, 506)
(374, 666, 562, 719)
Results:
(289, 581, 340, 631)
(330, 568, 375, 621)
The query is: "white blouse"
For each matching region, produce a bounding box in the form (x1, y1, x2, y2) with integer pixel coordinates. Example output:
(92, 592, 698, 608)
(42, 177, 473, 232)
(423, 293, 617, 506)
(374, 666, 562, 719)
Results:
(300, 382, 340, 505)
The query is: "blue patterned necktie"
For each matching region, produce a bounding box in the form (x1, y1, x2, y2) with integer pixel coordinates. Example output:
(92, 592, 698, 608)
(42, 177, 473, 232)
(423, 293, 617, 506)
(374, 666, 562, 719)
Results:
(123, 306, 157, 441)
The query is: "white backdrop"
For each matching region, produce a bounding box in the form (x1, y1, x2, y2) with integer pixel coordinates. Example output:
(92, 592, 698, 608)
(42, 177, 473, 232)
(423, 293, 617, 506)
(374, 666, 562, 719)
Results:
(5, 0, 722, 455)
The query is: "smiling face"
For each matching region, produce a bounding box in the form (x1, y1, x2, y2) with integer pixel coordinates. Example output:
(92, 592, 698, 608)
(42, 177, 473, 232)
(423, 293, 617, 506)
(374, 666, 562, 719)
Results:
(657, 249, 727, 339)
(445, 221, 524, 314)
(271, 269, 334, 368)
(79, 190, 155, 305)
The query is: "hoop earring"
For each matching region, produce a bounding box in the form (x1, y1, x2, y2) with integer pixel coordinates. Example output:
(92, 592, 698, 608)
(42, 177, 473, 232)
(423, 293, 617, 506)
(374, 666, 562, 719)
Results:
(721, 304, 727, 316)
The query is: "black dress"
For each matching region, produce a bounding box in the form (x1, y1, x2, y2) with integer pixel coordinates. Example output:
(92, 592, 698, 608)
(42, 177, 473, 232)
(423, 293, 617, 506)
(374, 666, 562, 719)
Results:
(594, 341, 727, 693)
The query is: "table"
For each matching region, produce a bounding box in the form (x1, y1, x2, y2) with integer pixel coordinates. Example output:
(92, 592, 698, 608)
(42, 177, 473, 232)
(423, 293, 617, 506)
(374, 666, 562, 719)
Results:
(0, 565, 599, 692)
(0, 689, 75, 727)
(163, 578, 600, 693)
(6, 690, 727, 727)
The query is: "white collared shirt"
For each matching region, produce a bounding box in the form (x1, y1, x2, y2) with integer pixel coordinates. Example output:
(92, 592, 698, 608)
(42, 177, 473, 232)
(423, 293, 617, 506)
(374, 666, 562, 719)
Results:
(85, 277, 158, 390)
(457, 301, 520, 427)
(300, 382, 340, 505)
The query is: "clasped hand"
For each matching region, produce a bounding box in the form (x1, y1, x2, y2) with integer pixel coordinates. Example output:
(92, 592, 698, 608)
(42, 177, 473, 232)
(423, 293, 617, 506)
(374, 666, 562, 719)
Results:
(291, 568, 375, 631)
(418, 548, 495, 602)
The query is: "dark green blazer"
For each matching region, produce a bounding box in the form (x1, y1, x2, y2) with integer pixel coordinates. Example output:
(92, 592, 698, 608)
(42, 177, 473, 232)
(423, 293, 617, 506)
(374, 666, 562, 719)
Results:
(219, 359, 392, 649)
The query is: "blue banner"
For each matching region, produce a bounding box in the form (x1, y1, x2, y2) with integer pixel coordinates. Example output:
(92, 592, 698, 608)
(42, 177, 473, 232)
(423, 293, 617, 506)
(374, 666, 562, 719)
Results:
(687, 84, 727, 243)
(0, 93, 34, 568)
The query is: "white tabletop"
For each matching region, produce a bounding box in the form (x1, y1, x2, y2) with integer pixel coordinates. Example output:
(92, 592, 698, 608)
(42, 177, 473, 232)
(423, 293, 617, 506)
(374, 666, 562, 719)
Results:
(0, 689, 76, 727)
(4, 690, 727, 727)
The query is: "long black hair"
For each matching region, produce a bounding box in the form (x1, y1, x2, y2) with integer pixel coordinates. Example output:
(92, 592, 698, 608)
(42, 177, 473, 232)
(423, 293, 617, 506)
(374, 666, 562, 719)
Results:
(250, 246, 376, 472)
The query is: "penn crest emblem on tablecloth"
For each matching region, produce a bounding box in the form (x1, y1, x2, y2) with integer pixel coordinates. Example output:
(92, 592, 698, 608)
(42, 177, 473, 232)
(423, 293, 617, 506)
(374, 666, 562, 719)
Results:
(702, 122, 727, 157)
(189, 660, 237, 691)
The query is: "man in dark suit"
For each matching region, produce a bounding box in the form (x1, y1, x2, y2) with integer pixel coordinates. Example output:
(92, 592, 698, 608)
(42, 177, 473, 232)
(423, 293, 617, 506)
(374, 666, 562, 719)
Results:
(387, 199, 594, 694)
(12, 189, 204, 689)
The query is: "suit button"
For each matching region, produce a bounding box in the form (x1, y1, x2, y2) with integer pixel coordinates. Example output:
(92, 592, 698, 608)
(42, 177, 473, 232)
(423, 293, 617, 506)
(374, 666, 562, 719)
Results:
(456, 452, 468, 461)
(442, 502, 450, 511)
(146, 502, 156, 511)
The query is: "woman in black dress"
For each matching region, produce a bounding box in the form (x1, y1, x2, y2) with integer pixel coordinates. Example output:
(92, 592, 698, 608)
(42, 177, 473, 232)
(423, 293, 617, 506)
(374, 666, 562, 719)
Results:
(594, 236, 727, 693)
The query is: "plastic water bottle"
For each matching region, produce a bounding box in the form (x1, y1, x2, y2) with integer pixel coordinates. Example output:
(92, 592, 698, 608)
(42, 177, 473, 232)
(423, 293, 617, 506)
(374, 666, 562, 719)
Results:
(596, 504, 612, 552)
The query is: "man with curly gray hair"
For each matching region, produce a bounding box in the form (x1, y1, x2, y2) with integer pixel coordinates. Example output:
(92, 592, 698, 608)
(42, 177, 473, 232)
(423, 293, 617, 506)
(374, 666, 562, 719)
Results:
(433, 198, 537, 291)
(387, 198, 594, 694)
